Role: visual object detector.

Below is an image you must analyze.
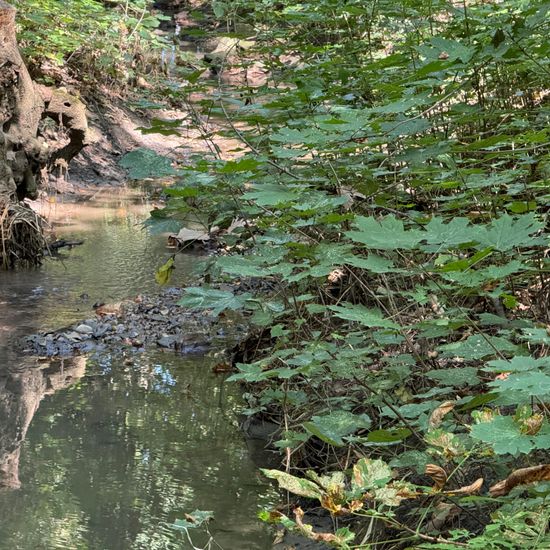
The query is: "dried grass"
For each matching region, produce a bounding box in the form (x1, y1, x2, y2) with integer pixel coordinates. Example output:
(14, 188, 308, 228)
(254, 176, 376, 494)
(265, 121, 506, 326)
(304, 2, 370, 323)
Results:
(0, 199, 45, 268)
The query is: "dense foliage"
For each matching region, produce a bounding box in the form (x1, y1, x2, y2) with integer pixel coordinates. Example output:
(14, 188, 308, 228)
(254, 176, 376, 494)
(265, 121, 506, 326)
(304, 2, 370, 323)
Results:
(12, 0, 169, 84)
(142, 0, 550, 546)
(16, 0, 549, 546)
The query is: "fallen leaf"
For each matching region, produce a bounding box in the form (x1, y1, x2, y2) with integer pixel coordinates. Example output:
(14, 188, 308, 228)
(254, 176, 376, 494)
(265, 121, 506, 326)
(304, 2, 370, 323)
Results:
(212, 362, 234, 373)
(425, 464, 448, 490)
(444, 477, 483, 496)
(428, 401, 455, 428)
(294, 507, 338, 543)
(490, 464, 550, 497)
(225, 218, 247, 234)
(328, 268, 345, 283)
(174, 227, 212, 243)
(521, 413, 544, 435)
(95, 301, 126, 316)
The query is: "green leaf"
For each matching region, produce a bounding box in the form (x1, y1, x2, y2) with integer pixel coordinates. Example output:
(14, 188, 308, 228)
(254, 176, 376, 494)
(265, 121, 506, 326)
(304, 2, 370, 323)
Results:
(303, 410, 371, 446)
(242, 184, 298, 206)
(366, 428, 412, 443)
(347, 215, 423, 250)
(425, 367, 479, 386)
(329, 303, 399, 329)
(477, 214, 544, 252)
(352, 458, 392, 492)
(438, 335, 519, 360)
(119, 148, 176, 179)
(484, 356, 550, 373)
(470, 416, 545, 455)
(261, 469, 323, 499)
(219, 158, 260, 173)
(489, 371, 550, 398)
(458, 393, 499, 411)
(137, 118, 184, 136)
(178, 287, 251, 316)
(422, 217, 477, 250)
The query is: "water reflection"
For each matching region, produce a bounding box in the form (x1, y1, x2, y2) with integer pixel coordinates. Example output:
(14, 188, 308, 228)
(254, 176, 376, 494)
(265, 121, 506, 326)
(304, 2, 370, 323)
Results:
(0, 352, 276, 549)
(0, 357, 86, 489)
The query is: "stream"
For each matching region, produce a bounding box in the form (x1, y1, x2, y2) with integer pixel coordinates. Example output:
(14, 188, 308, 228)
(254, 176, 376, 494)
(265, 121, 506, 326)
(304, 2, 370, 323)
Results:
(0, 190, 277, 549)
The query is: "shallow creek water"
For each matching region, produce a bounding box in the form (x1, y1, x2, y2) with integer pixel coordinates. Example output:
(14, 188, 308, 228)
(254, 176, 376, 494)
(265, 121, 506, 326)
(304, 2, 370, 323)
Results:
(0, 190, 277, 549)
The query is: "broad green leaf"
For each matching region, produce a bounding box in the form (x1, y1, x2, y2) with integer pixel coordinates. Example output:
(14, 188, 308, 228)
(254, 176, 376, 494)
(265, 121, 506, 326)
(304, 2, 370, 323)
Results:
(261, 469, 323, 499)
(352, 458, 392, 492)
(243, 184, 298, 206)
(304, 410, 371, 446)
(425, 367, 479, 387)
(347, 215, 423, 250)
(178, 287, 251, 316)
(219, 158, 260, 173)
(438, 335, 519, 360)
(484, 356, 550, 373)
(477, 214, 544, 252)
(119, 148, 176, 179)
(489, 371, 550, 398)
(366, 428, 412, 443)
(344, 253, 400, 274)
(470, 416, 550, 455)
(329, 303, 399, 329)
(422, 217, 477, 250)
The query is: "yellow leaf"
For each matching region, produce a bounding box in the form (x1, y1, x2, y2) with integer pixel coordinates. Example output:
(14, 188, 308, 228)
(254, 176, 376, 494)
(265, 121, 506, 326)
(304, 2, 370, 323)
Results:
(155, 257, 175, 285)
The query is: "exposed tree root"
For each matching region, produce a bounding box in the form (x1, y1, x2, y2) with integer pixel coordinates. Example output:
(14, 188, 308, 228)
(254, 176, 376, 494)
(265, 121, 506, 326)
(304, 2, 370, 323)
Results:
(0, 200, 45, 268)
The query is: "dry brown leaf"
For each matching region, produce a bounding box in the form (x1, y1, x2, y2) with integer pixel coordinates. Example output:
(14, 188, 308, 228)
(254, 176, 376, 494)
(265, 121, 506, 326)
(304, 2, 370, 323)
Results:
(489, 464, 550, 497)
(225, 218, 247, 234)
(211, 362, 234, 374)
(272, 529, 285, 545)
(95, 301, 128, 316)
(444, 477, 483, 496)
(174, 227, 212, 243)
(428, 401, 455, 429)
(294, 507, 339, 543)
(320, 494, 343, 515)
(425, 464, 448, 490)
(522, 413, 544, 435)
(327, 268, 345, 283)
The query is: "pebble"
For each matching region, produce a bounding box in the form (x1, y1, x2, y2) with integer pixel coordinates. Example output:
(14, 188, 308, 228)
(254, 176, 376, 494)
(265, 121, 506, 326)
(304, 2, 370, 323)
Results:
(22, 287, 247, 358)
(75, 324, 94, 335)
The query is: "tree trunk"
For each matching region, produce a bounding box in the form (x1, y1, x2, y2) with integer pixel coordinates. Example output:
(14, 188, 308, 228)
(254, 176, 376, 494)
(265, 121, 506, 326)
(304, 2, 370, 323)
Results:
(0, 1, 90, 267)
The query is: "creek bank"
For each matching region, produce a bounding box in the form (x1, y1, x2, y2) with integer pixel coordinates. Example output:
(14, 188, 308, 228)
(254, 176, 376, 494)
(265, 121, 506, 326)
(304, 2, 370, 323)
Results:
(23, 286, 248, 357)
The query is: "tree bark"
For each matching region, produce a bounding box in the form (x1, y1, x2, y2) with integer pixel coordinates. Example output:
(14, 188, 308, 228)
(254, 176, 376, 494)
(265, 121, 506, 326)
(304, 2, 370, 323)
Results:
(0, 1, 90, 266)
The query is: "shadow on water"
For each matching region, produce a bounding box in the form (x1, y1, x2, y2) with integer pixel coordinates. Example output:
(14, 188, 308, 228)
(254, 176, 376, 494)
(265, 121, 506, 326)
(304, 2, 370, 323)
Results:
(0, 190, 277, 549)
(0, 352, 276, 549)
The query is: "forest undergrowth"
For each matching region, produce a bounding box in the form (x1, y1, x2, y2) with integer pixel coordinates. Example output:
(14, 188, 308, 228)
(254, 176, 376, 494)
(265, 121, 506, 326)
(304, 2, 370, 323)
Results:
(144, 1, 550, 547)
(16, 0, 550, 547)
